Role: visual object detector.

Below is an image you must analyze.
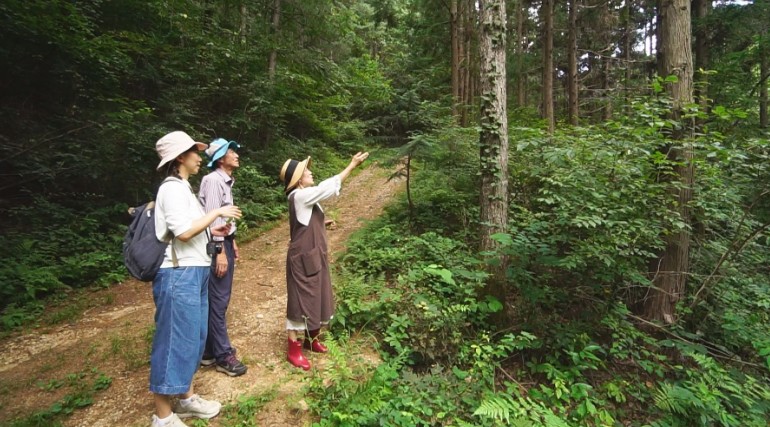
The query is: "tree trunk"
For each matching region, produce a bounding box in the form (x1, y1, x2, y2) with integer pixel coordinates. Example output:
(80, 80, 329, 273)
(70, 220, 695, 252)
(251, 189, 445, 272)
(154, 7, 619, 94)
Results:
(451, 0, 461, 119)
(542, 0, 554, 133)
(462, 0, 474, 125)
(600, 2, 615, 121)
(761, 53, 769, 129)
(760, 6, 769, 130)
(516, 0, 527, 108)
(693, 0, 710, 114)
(655, 0, 663, 77)
(567, 0, 579, 125)
(268, 0, 281, 80)
(406, 154, 414, 227)
(603, 57, 613, 121)
(624, 0, 633, 113)
(478, 0, 509, 319)
(239, 2, 248, 44)
(645, 0, 694, 324)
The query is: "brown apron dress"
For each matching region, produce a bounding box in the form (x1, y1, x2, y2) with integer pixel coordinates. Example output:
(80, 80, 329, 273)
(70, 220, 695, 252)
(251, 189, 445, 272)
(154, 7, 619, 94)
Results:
(285, 193, 334, 330)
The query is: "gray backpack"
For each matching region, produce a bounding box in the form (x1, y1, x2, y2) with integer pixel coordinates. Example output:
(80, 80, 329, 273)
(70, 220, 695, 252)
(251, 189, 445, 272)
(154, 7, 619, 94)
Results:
(123, 180, 177, 281)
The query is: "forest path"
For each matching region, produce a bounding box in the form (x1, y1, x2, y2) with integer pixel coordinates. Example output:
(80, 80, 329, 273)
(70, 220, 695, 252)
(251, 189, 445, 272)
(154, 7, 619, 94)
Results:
(0, 164, 402, 427)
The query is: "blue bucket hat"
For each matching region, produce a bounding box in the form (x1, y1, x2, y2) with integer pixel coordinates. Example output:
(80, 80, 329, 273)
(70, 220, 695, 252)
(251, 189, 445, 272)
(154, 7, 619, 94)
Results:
(205, 138, 241, 169)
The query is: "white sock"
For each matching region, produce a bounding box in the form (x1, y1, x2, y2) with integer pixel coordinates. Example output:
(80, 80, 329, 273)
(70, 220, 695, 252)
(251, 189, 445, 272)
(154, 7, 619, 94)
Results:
(179, 395, 195, 406)
(153, 413, 174, 426)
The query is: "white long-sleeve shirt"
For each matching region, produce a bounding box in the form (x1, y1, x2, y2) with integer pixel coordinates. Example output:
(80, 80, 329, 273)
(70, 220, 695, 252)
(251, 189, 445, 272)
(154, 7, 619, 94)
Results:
(287, 175, 342, 226)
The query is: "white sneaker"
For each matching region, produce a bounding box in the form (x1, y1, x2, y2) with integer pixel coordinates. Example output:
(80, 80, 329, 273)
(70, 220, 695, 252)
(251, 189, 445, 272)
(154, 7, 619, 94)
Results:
(151, 413, 188, 427)
(173, 394, 222, 419)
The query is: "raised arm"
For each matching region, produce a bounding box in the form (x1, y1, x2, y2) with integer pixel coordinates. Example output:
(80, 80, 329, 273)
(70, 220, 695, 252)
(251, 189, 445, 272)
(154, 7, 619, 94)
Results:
(337, 152, 369, 183)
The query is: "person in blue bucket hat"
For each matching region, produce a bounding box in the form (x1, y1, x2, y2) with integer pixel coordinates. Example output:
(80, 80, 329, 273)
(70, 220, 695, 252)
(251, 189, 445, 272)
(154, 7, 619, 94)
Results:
(197, 138, 247, 377)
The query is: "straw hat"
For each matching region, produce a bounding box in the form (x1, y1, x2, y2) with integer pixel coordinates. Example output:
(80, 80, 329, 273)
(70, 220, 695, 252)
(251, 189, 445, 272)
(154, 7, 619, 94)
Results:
(280, 156, 312, 194)
(155, 131, 207, 170)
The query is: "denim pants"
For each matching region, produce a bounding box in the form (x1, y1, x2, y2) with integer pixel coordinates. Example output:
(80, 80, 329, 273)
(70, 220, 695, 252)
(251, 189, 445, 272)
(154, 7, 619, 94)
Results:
(205, 239, 235, 362)
(149, 266, 209, 395)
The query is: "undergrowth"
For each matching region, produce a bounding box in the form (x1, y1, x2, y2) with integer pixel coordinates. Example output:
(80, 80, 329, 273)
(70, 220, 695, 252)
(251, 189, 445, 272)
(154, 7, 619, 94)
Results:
(305, 121, 770, 425)
(6, 369, 112, 427)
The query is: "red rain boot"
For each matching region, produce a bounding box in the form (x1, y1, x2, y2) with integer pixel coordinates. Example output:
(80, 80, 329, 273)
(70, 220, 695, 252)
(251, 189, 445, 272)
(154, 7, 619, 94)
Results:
(303, 329, 329, 353)
(287, 338, 311, 370)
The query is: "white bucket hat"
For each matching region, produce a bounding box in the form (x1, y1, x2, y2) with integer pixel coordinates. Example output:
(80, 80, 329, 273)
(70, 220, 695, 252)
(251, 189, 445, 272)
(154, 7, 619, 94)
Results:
(155, 131, 207, 170)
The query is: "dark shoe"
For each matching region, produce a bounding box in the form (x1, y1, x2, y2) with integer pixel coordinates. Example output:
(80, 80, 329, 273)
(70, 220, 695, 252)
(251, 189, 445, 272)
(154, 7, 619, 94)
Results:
(200, 354, 216, 367)
(287, 338, 311, 370)
(216, 353, 247, 377)
(303, 329, 329, 353)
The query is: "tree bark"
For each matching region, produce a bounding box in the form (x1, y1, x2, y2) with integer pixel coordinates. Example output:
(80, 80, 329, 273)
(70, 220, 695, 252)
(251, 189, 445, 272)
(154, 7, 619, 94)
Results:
(598, 1, 615, 121)
(542, 0, 554, 133)
(654, 0, 663, 77)
(567, 0, 579, 125)
(603, 57, 613, 121)
(693, 0, 711, 114)
(478, 0, 509, 319)
(239, 1, 248, 43)
(464, 0, 476, 124)
(645, 0, 694, 324)
(268, 0, 281, 80)
(516, 0, 527, 108)
(761, 5, 769, 130)
(624, 0, 633, 113)
(761, 53, 769, 129)
(451, 0, 461, 119)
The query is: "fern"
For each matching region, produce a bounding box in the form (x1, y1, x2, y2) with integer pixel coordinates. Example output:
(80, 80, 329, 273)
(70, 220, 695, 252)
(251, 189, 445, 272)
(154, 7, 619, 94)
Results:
(474, 394, 515, 424)
(474, 393, 572, 427)
(653, 383, 695, 415)
(650, 350, 770, 426)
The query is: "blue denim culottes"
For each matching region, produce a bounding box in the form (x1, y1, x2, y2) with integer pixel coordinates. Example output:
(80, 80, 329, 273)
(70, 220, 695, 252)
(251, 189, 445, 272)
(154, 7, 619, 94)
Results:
(149, 266, 209, 395)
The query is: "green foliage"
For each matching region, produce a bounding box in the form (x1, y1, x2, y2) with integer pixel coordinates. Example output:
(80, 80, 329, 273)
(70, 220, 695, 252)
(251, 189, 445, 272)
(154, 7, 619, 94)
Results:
(7, 369, 111, 427)
(219, 388, 279, 427)
(648, 351, 770, 427)
(232, 165, 286, 227)
(0, 199, 126, 316)
(338, 226, 499, 365)
(2, 1, 770, 425)
(306, 332, 539, 427)
(326, 95, 770, 426)
(474, 392, 571, 427)
(0, 0, 395, 328)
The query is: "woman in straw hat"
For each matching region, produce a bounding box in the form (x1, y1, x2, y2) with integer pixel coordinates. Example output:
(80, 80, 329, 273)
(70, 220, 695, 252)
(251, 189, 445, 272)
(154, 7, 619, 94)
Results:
(150, 131, 242, 427)
(280, 151, 369, 370)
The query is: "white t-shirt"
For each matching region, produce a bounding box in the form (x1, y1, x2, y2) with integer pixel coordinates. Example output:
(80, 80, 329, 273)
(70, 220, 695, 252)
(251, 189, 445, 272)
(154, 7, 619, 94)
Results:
(288, 175, 342, 226)
(154, 178, 211, 267)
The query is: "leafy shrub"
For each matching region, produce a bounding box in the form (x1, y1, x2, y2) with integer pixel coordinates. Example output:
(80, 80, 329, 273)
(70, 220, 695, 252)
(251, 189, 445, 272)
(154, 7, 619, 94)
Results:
(329, 114, 770, 427)
(232, 165, 286, 227)
(307, 332, 538, 427)
(338, 227, 500, 365)
(0, 197, 126, 314)
(649, 351, 770, 427)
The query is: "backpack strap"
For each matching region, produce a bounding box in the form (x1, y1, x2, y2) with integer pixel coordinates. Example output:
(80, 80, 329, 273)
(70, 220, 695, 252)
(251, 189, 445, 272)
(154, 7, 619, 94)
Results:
(159, 178, 180, 268)
(171, 239, 178, 268)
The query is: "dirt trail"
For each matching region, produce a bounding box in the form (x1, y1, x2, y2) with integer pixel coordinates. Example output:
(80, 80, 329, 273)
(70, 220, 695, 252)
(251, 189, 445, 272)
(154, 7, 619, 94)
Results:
(0, 164, 402, 427)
